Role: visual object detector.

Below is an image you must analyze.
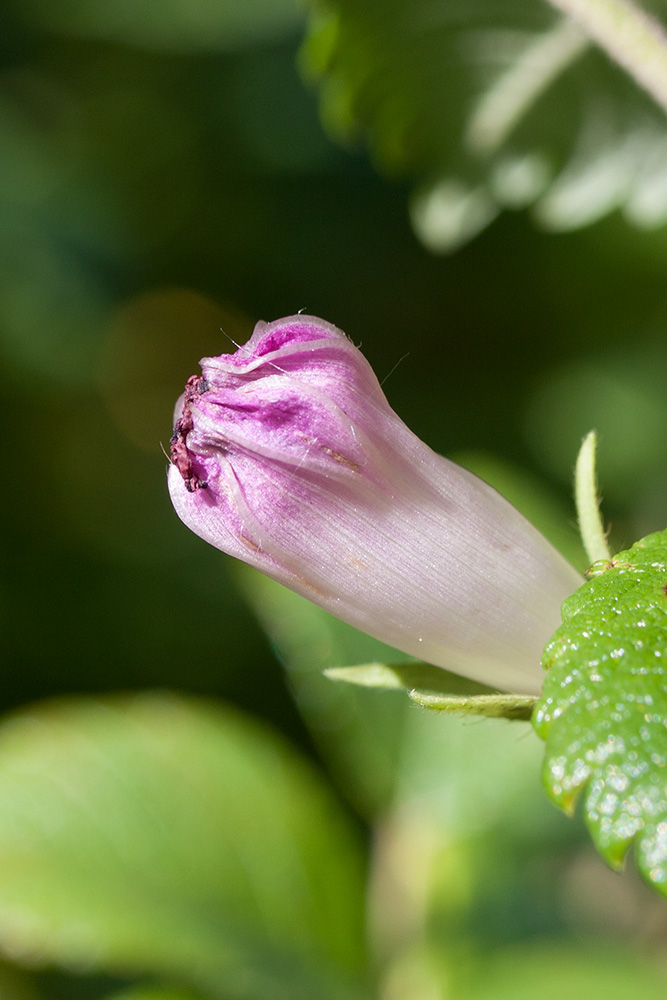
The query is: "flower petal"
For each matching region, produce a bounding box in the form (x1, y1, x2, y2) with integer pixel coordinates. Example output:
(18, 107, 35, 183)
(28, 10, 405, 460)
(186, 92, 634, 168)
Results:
(169, 316, 582, 694)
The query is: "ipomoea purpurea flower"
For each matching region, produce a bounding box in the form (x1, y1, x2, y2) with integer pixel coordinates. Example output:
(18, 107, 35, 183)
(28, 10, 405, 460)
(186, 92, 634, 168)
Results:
(168, 315, 581, 694)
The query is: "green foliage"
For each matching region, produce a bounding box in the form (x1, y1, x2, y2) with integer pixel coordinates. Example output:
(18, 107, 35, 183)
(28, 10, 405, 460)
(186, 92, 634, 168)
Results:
(237, 566, 411, 817)
(240, 565, 559, 837)
(242, 569, 667, 989)
(458, 943, 667, 1000)
(525, 342, 667, 518)
(22, 0, 303, 51)
(534, 529, 667, 888)
(0, 964, 42, 1000)
(105, 990, 203, 1000)
(302, 0, 667, 249)
(0, 695, 368, 1000)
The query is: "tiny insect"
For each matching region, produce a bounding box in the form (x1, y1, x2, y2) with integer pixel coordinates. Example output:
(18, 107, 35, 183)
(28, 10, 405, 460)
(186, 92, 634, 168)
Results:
(170, 374, 209, 492)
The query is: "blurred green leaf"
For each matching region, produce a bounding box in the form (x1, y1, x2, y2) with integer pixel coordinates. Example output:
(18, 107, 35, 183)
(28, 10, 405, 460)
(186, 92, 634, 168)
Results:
(240, 568, 556, 837)
(22, 0, 304, 51)
(0, 217, 111, 388)
(239, 570, 572, 990)
(534, 529, 667, 890)
(302, 0, 667, 250)
(0, 694, 368, 1000)
(105, 989, 203, 1000)
(460, 942, 667, 999)
(0, 964, 42, 1000)
(237, 567, 410, 818)
(524, 343, 667, 514)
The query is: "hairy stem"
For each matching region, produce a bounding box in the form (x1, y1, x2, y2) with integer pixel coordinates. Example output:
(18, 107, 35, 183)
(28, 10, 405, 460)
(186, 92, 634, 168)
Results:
(575, 430, 611, 565)
(545, 0, 667, 116)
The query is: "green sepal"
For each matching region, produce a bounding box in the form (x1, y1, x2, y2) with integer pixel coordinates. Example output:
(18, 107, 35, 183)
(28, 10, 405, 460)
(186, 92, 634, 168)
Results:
(410, 691, 536, 720)
(533, 529, 667, 886)
(325, 663, 536, 720)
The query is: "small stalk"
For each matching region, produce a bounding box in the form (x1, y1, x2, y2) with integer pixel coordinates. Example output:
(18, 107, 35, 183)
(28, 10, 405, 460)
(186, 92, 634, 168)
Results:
(575, 430, 611, 564)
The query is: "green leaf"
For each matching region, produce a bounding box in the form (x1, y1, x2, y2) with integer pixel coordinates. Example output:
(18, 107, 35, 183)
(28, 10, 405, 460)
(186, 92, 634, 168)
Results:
(0, 694, 368, 1000)
(0, 964, 42, 1000)
(105, 990, 203, 1000)
(302, 0, 667, 250)
(533, 529, 667, 889)
(239, 568, 554, 840)
(24, 0, 303, 51)
(325, 663, 535, 719)
(458, 942, 667, 1000)
(237, 566, 411, 817)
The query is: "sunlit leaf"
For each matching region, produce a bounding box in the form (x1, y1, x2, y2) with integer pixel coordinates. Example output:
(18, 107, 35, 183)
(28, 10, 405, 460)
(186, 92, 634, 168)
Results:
(302, 0, 667, 249)
(0, 695, 368, 1000)
(534, 529, 667, 890)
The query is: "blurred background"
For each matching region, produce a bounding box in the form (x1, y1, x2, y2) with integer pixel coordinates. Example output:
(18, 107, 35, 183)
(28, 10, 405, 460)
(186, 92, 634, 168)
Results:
(2, 0, 667, 997)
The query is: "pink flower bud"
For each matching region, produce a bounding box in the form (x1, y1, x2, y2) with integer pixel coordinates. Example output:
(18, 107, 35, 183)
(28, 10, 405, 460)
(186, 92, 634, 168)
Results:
(168, 316, 581, 694)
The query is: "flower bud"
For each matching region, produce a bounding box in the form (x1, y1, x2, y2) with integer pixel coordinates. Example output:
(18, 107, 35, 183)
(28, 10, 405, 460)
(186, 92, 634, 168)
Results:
(168, 316, 581, 694)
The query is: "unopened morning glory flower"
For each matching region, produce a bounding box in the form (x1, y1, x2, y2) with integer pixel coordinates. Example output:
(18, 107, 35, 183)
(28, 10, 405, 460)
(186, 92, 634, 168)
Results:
(168, 315, 581, 695)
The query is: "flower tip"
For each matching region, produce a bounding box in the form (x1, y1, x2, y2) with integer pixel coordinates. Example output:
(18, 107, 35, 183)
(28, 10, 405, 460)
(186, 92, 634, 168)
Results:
(246, 314, 347, 360)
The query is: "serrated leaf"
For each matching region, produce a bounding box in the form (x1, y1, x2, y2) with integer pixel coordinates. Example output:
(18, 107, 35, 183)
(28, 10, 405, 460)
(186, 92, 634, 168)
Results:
(302, 0, 667, 249)
(533, 529, 667, 888)
(0, 694, 368, 1000)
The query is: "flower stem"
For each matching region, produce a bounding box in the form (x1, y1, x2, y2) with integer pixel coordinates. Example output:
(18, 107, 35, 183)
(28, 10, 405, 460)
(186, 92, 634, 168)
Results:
(544, 0, 667, 117)
(575, 430, 611, 564)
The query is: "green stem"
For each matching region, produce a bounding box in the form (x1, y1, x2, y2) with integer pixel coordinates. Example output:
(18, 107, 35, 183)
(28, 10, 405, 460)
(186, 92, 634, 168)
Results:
(575, 430, 611, 564)
(544, 0, 667, 117)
